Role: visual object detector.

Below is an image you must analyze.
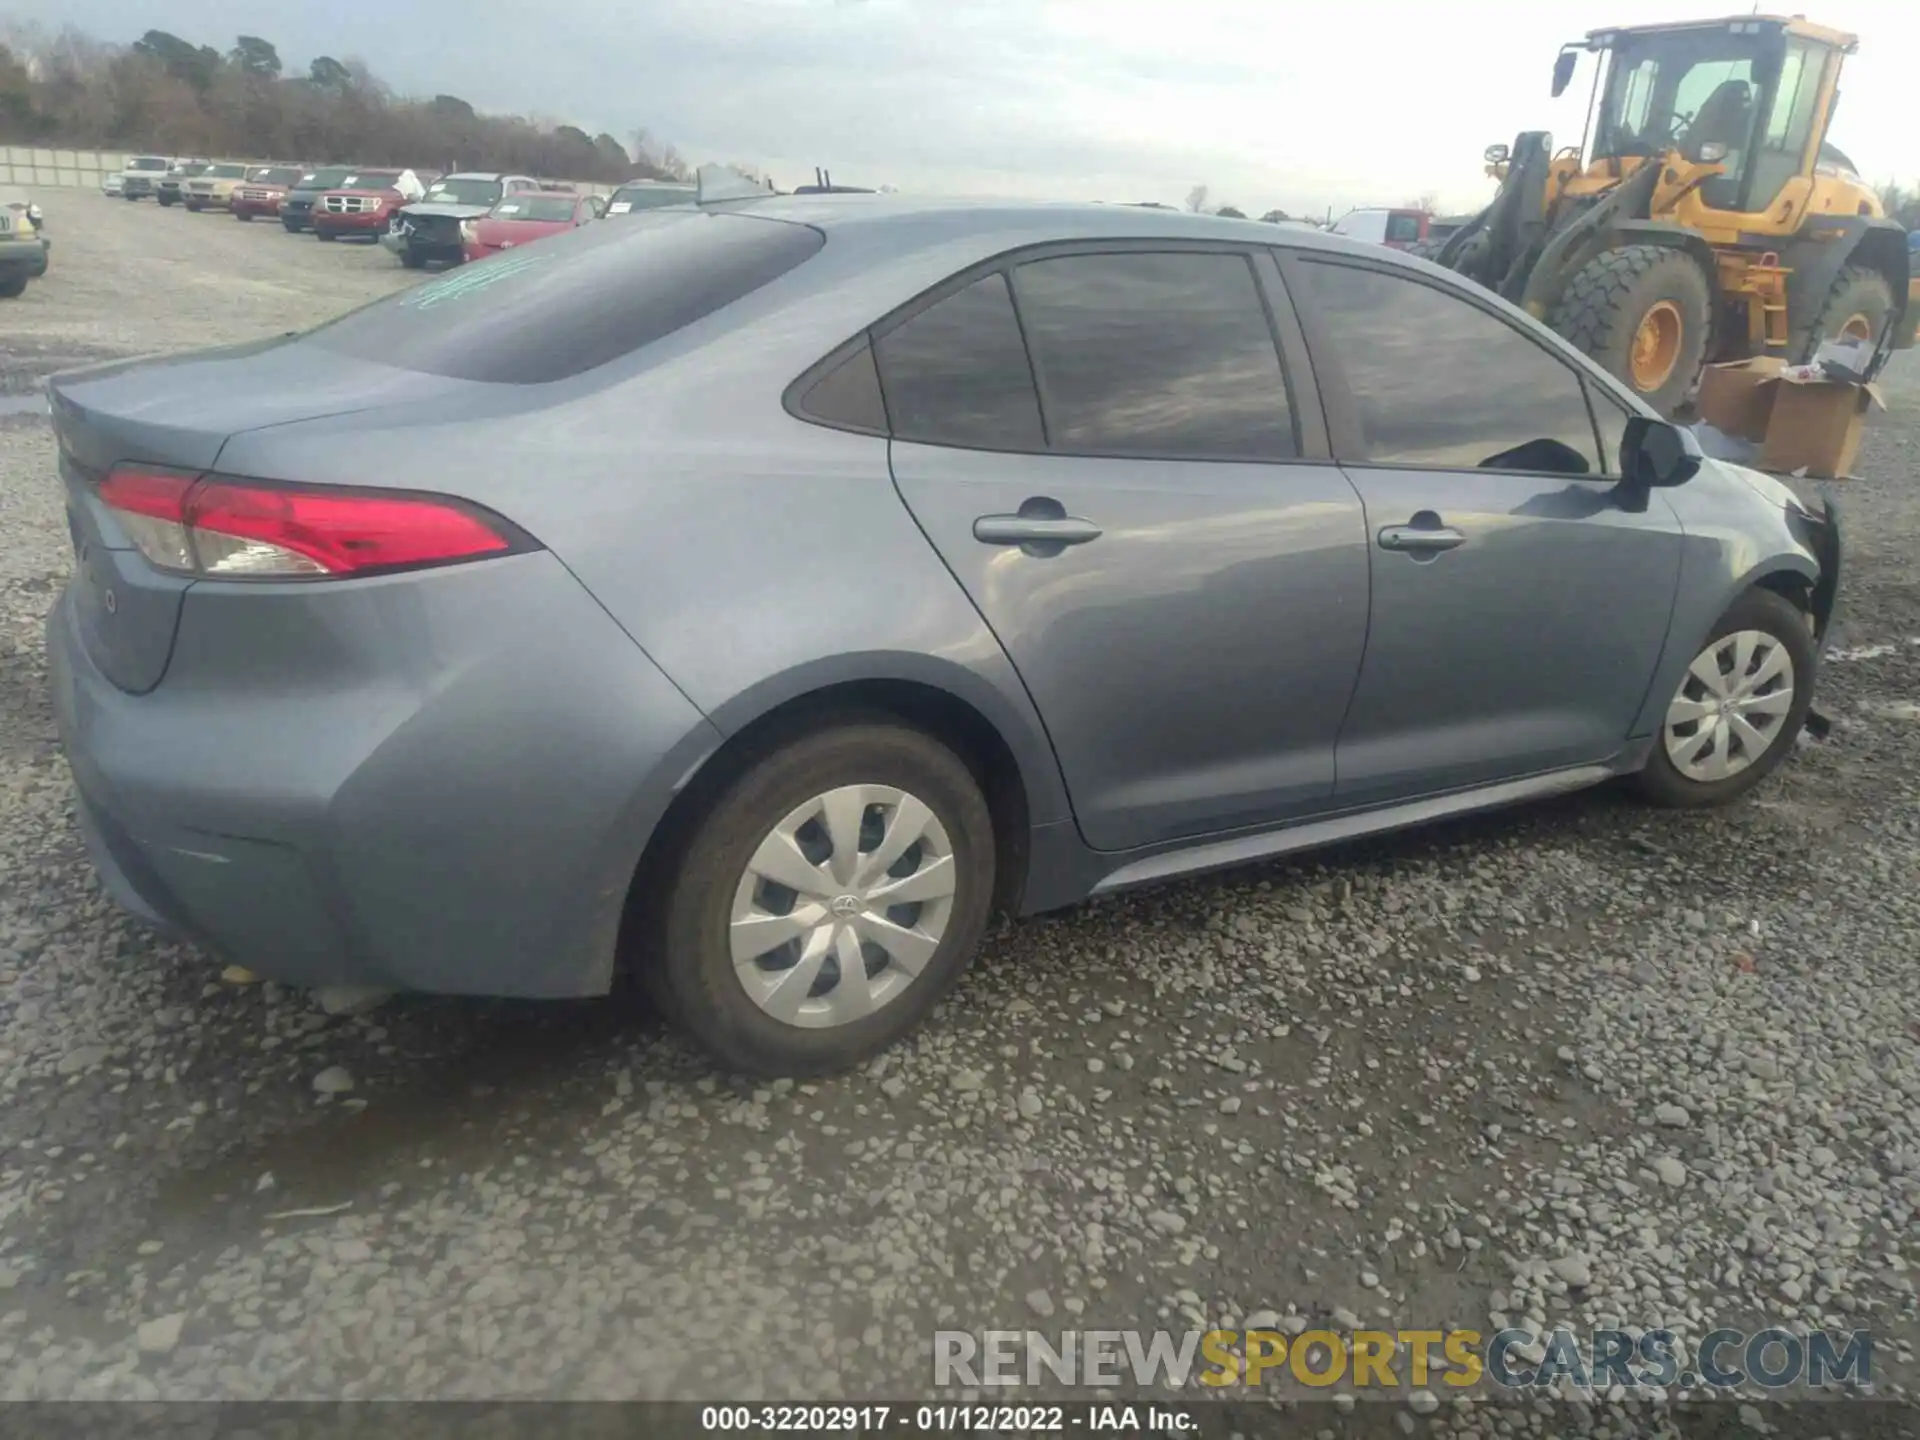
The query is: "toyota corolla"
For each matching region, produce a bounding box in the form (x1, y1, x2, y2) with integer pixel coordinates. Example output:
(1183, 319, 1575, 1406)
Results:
(46, 185, 1843, 1076)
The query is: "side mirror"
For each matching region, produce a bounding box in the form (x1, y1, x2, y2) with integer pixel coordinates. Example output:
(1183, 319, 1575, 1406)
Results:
(1622, 415, 1703, 488)
(1551, 50, 1579, 98)
(1484, 143, 1511, 165)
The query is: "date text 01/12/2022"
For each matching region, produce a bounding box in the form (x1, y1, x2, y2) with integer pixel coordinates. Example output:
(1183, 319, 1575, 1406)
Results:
(697, 1403, 1192, 1433)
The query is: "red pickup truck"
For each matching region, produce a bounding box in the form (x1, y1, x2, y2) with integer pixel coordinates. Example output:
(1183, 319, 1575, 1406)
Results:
(312, 170, 426, 242)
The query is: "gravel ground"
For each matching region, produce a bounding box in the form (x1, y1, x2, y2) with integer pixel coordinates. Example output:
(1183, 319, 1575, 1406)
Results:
(1, 192, 1917, 1430)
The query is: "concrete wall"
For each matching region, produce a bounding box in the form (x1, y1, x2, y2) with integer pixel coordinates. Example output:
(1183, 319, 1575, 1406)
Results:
(1, 147, 128, 190)
(3, 147, 620, 196)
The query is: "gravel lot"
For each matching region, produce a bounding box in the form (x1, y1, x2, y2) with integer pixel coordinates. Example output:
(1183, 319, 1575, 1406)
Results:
(1, 191, 1917, 1427)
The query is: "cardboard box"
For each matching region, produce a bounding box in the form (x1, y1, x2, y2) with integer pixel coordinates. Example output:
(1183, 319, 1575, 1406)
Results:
(1695, 354, 1885, 480)
(1758, 369, 1884, 480)
(1696, 357, 1787, 442)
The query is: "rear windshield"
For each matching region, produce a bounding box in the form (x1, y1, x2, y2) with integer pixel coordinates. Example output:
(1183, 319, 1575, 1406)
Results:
(607, 186, 696, 213)
(302, 211, 825, 384)
(1385, 213, 1421, 242)
(128, 157, 170, 171)
(492, 196, 579, 222)
(423, 178, 504, 206)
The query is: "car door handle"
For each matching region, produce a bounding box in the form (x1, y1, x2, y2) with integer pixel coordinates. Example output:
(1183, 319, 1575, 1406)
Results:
(1377, 524, 1466, 553)
(973, 516, 1103, 547)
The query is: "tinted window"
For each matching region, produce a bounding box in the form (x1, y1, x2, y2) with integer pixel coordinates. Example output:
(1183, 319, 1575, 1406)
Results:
(1012, 251, 1295, 459)
(873, 274, 1044, 449)
(1297, 261, 1602, 474)
(1385, 213, 1421, 243)
(304, 211, 825, 384)
(793, 342, 888, 433)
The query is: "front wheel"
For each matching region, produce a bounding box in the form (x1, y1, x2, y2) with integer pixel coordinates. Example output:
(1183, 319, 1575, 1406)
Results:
(1633, 588, 1815, 809)
(0, 276, 27, 299)
(647, 721, 997, 1077)
(315, 229, 336, 242)
(399, 248, 424, 269)
(236, 211, 253, 222)
(1552, 244, 1713, 417)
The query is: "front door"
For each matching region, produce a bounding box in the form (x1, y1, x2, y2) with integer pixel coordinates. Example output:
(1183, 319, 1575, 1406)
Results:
(879, 248, 1371, 853)
(1281, 255, 1685, 807)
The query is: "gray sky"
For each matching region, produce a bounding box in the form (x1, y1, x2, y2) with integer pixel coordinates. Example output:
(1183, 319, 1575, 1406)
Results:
(13, 0, 1919, 214)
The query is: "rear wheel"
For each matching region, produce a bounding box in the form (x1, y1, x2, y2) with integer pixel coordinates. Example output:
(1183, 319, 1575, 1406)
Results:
(1803, 264, 1895, 355)
(1633, 588, 1814, 809)
(647, 721, 996, 1077)
(0, 276, 27, 299)
(1552, 244, 1714, 417)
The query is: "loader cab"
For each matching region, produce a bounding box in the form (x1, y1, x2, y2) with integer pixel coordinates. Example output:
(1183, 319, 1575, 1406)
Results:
(1569, 16, 1857, 227)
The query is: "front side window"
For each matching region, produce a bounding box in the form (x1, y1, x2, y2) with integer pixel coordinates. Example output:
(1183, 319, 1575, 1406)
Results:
(1012, 251, 1295, 459)
(1295, 260, 1603, 474)
(873, 274, 1044, 449)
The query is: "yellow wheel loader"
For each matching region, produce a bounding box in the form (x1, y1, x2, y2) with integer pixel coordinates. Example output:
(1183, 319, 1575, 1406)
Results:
(1428, 14, 1918, 415)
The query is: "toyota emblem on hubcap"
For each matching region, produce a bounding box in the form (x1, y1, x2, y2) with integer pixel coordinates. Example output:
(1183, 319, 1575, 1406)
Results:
(829, 894, 863, 918)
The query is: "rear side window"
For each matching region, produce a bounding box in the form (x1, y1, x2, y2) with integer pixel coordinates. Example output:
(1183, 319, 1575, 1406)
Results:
(303, 211, 825, 384)
(873, 274, 1044, 449)
(1011, 251, 1295, 459)
(1385, 213, 1421, 243)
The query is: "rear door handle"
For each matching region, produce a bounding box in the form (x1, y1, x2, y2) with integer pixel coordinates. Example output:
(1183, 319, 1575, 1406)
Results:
(1377, 524, 1466, 553)
(973, 516, 1103, 547)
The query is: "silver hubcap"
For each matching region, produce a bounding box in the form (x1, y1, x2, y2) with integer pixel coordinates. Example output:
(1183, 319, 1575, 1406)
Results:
(730, 785, 956, 1029)
(1663, 629, 1796, 783)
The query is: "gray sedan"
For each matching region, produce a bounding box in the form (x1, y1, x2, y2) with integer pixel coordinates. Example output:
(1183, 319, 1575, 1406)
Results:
(45, 193, 1842, 1076)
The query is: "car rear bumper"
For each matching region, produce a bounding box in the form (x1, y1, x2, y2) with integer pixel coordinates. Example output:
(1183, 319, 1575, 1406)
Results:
(45, 553, 723, 998)
(0, 238, 48, 280)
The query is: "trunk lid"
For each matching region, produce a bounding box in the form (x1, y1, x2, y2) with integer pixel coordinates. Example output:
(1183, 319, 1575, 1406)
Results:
(49, 340, 469, 693)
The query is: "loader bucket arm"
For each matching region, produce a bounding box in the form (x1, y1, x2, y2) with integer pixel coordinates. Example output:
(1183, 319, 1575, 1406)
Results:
(1436, 132, 1555, 289)
(1516, 160, 1663, 321)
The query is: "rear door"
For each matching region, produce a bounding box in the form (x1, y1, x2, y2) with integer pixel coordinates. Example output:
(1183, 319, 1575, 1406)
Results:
(1280, 251, 1684, 807)
(884, 244, 1371, 853)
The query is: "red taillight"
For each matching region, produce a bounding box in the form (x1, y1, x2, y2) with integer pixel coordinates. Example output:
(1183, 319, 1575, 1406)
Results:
(98, 466, 521, 579)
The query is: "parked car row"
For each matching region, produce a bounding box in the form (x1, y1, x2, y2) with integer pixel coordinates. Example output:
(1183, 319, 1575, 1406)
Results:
(112, 153, 699, 271)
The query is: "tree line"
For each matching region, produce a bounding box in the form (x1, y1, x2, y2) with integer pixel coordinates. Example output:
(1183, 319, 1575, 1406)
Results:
(0, 22, 687, 184)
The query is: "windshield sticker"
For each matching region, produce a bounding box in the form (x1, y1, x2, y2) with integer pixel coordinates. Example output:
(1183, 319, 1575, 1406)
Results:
(496, 203, 522, 214)
(607, 201, 632, 214)
(401, 250, 554, 310)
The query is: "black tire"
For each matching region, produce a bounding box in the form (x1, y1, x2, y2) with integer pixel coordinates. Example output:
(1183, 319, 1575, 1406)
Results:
(282, 220, 302, 233)
(315, 229, 336, 242)
(1552, 244, 1714, 417)
(184, 201, 202, 212)
(1632, 588, 1815, 809)
(647, 721, 996, 1077)
(122, 193, 139, 202)
(0, 276, 27, 299)
(400, 249, 424, 269)
(157, 196, 175, 208)
(236, 211, 253, 222)
(1800, 264, 1895, 357)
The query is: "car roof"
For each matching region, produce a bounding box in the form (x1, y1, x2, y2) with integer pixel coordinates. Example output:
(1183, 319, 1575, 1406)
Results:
(711, 192, 1402, 263)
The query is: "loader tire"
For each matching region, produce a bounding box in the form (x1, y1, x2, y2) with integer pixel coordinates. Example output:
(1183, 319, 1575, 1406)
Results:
(1552, 244, 1713, 417)
(1801, 264, 1895, 357)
